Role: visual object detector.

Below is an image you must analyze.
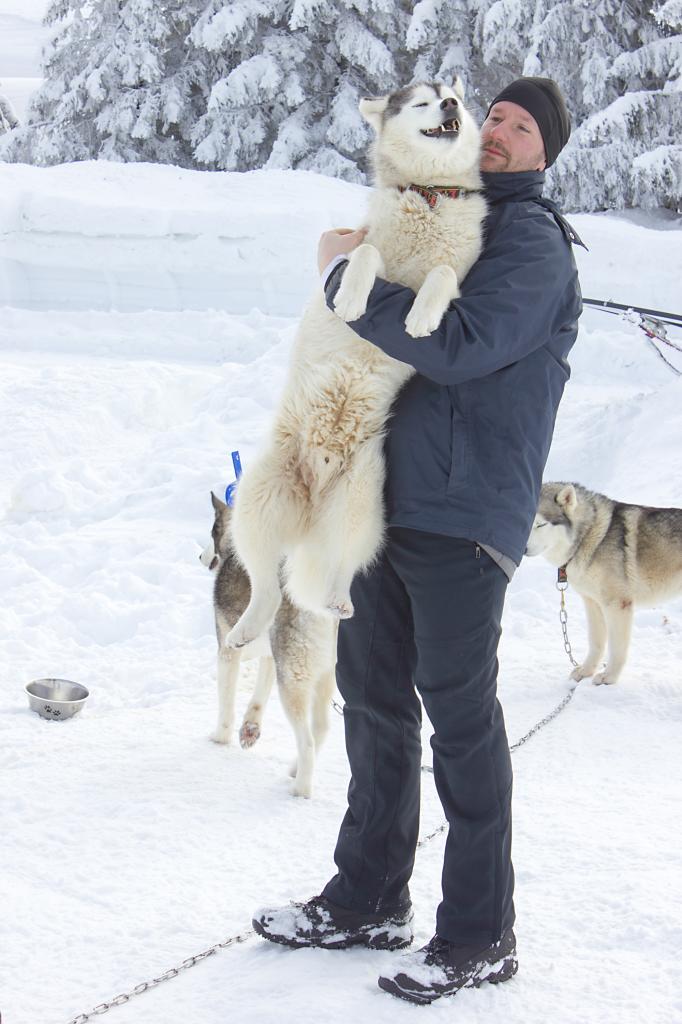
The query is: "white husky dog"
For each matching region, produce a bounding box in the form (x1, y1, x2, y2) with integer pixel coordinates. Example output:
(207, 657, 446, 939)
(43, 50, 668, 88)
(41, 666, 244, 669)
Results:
(228, 80, 486, 648)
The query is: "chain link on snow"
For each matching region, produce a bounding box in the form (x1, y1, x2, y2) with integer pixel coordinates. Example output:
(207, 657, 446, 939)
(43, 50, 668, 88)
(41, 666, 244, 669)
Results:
(508, 682, 578, 752)
(65, 932, 253, 1024)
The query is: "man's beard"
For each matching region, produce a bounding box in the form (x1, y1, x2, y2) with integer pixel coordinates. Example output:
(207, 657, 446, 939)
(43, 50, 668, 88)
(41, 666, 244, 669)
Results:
(481, 142, 545, 172)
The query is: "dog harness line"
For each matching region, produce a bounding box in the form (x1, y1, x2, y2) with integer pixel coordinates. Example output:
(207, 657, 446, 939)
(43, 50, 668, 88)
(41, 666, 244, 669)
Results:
(398, 184, 482, 209)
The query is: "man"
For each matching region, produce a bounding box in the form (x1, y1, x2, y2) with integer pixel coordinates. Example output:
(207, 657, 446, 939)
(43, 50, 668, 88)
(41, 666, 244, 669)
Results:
(253, 77, 583, 1004)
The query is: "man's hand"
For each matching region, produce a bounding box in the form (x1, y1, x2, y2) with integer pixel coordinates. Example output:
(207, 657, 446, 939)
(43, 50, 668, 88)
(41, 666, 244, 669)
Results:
(317, 228, 368, 274)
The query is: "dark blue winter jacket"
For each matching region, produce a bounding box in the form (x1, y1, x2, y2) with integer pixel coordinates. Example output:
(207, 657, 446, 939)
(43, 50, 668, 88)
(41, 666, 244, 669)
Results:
(325, 170, 582, 566)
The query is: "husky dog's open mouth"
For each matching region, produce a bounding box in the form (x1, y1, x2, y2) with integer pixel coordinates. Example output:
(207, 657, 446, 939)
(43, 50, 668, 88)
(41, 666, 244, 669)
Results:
(421, 117, 460, 138)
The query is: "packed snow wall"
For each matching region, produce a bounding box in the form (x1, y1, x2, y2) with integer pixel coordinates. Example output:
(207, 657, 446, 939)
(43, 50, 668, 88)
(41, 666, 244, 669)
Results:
(0, 162, 366, 314)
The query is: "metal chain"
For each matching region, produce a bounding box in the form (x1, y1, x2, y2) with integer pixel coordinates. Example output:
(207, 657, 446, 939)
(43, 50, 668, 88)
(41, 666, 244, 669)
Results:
(417, 820, 448, 847)
(557, 578, 580, 669)
(508, 683, 577, 753)
(66, 586, 582, 1022)
(65, 932, 253, 1024)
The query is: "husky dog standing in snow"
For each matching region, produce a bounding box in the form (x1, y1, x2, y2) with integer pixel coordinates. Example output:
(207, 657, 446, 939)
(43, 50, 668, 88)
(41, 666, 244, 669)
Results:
(200, 492, 336, 798)
(228, 80, 486, 648)
(526, 481, 682, 684)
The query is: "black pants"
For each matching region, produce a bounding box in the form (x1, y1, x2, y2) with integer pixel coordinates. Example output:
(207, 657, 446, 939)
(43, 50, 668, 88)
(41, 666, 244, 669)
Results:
(322, 527, 514, 945)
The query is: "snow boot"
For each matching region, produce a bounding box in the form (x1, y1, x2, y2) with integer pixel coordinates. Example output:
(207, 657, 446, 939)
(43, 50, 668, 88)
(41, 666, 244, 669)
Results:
(378, 927, 518, 1004)
(252, 895, 414, 950)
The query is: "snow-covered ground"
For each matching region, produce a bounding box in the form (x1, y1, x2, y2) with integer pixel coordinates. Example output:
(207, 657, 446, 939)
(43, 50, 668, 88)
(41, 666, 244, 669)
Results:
(1, 163, 681, 1024)
(0, 0, 49, 119)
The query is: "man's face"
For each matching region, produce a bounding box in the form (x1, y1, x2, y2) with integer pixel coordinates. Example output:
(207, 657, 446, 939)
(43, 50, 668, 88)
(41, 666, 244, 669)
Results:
(480, 101, 546, 173)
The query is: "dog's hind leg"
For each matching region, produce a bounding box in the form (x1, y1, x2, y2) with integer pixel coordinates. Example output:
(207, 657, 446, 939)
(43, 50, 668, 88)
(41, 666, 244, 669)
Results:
(227, 454, 295, 648)
(323, 441, 386, 617)
(311, 665, 336, 752)
(328, 440, 385, 617)
(593, 600, 634, 685)
(226, 544, 282, 649)
(239, 656, 275, 748)
(210, 640, 241, 745)
(571, 597, 608, 681)
(275, 661, 315, 799)
(285, 439, 385, 618)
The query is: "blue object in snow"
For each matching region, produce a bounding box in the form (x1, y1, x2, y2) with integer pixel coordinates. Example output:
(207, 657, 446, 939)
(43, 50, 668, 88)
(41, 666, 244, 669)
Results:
(225, 450, 243, 507)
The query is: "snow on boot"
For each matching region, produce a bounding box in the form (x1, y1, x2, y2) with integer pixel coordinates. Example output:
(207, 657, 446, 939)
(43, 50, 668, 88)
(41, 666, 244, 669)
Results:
(378, 928, 518, 1004)
(252, 895, 414, 950)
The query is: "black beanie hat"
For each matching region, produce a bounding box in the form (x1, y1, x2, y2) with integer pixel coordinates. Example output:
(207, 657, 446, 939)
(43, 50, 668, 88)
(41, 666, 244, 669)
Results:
(486, 77, 571, 168)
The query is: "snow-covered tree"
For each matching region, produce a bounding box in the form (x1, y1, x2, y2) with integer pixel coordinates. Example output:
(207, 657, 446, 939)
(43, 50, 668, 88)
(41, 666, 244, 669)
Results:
(1, 0, 206, 166)
(406, 1, 472, 100)
(2, 0, 680, 211)
(189, 0, 414, 181)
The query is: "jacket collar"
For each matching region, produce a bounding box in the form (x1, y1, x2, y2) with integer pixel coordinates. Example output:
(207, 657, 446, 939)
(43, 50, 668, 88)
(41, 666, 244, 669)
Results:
(481, 170, 545, 205)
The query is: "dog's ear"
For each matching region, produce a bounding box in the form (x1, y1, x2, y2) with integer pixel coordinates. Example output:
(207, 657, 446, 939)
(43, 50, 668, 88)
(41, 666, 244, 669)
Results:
(452, 75, 465, 102)
(359, 95, 389, 132)
(211, 490, 227, 512)
(555, 484, 577, 512)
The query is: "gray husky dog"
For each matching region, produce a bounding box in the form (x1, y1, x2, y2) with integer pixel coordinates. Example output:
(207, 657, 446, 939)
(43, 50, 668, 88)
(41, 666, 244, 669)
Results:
(526, 482, 682, 684)
(200, 493, 336, 798)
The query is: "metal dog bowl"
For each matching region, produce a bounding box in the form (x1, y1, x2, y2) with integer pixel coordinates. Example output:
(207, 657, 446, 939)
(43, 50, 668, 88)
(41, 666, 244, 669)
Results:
(25, 678, 89, 721)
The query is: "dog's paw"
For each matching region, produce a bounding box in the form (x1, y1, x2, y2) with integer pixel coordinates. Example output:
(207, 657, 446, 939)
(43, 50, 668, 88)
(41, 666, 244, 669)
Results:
(332, 243, 383, 322)
(404, 298, 446, 339)
(405, 266, 458, 338)
(570, 664, 595, 682)
(333, 287, 370, 323)
(593, 670, 619, 685)
(226, 617, 259, 649)
(209, 726, 232, 745)
(239, 720, 261, 748)
(290, 778, 313, 799)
